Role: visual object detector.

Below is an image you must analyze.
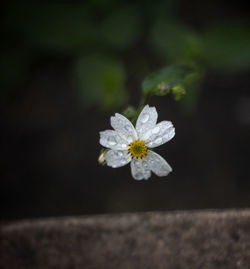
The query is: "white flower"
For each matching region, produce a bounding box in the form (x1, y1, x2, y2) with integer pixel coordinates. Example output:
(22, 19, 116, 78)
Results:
(99, 105, 175, 180)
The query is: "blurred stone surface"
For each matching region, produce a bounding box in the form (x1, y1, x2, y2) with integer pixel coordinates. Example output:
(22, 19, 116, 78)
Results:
(1, 209, 250, 269)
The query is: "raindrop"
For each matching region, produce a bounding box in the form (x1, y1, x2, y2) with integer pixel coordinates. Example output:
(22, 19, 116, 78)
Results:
(148, 142, 153, 147)
(108, 136, 117, 146)
(163, 134, 170, 141)
(142, 131, 151, 140)
(140, 113, 149, 123)
(134, 160, 140, 166)
(127, 136, 133, 143)
(118, 151, 123, 157)
(135, 172, 144, 179)
(124, 125, 132, 132)
(149, 159, 154, 165)
(152, 126, 160, 134)
(155, 137, 162, 144)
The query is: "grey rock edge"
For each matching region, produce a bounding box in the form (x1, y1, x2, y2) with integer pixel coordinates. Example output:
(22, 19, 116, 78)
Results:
(1, 209, 250, 269)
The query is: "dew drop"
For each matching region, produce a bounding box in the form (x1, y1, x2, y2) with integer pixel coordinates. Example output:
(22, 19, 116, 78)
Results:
(127, 136, 133, 143)
(142, 131, 151, 140)
(155, 137, 162, 144)
(149, 159, 154, 165)
(152, 126, 160, 134)
(118, 151, 123, 157)
(108, 136, 117, 146)
(142, 161, 148, 168)
(140, 113, 149, 123)
(124, 124, 132, 132)
(134, 160, 140, 166)
(135, 172, 144, 179)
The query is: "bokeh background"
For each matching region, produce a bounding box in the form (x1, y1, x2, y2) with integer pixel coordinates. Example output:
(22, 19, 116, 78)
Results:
(1, 0, 250, 221)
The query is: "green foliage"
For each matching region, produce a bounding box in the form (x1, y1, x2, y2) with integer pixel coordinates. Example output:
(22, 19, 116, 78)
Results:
(74, 55, 127, 110)
(202, 22, 250, 72)
(8, 2, 142, 54)
(178, 70, 204, 112)
(3, 1, 250, 112)
(14, 3, 95, 53)
(142, 65, 195, 100)
(100, 4, 142, 50)
(151, 18, 203, 63)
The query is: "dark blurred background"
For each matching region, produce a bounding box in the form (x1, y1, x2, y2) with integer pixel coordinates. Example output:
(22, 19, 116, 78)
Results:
(1, 0, 250, 221)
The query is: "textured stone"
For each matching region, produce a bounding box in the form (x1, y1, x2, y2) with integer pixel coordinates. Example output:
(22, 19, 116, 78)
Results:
(1, 210, 250, 269)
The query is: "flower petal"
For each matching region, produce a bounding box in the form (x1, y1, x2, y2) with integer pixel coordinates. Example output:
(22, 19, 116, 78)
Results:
(110, 113, 137, 143)
(105, 150, 131, 168)
(147, 150, 172, 176)
(99, 130, 128, 150)
(136, 105, 158, 139)
(130, 158, 151, 180)
(142, 121, 175, 148)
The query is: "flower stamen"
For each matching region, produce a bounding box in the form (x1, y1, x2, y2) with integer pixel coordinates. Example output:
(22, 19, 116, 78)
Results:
(128, 140, 148, 159)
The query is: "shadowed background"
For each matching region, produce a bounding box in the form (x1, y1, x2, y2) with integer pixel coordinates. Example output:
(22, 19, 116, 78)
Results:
(1, 0, 250, 221)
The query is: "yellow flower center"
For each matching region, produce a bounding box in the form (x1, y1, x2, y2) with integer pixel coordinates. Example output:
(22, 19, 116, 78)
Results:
(128, 140, 148, 160)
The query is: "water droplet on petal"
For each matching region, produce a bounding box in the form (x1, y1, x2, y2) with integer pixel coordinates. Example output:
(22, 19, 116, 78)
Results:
(108, 136, 117, 146)
(141, 113, 149, 123)
(124, 125, 132, 132)
(152, 126, 160, 134)
(135, 172, 144, 179)
(148, 142, 153, 147)
(148, 157, 154, 165)
(134, 160, 140, 166)
(143, 131, 151, 140)
(127, 136, 133, 143)
(142, 161, 148, 167)
(118, 151, 123, 157)
(155, 137, 162, 144)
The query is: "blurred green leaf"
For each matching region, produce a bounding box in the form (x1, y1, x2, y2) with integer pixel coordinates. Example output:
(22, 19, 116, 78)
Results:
(11, 3, 96, 53)
(74, 55, 127, 110)
(151, 18, 203, 62)
(202, 22, 250, 71)
(178, 70, 204, 112)
(142, 65, 195, 98)
(88, 0, 116, 9)
(145, 0, 180, 19)
(101, 4, 142, 49)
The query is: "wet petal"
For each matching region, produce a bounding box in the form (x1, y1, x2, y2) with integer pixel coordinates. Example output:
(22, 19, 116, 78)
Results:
(130, 158, 151, 180)
(147, 150, 172, 176)
(105, 150, 131, 168)
(142, 121, 175, 148)
(99, 130, 128, 150)
(111, 113, 137, 143)
(136, 105, 158, 139)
